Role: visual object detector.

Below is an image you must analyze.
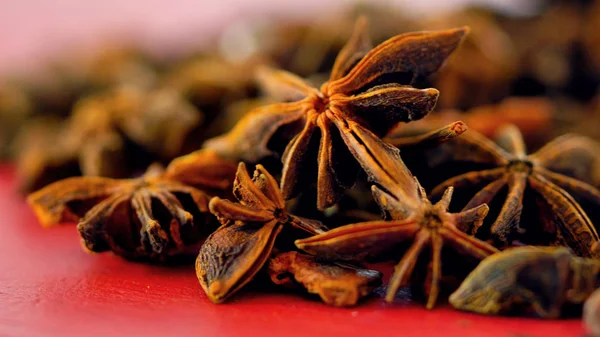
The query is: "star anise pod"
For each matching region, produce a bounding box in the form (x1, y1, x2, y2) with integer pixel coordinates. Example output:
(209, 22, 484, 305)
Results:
(267, 251, 382, 307)
(27, 151, 236, 261)
(204, 18, 468, 209)
(196, 163, 327, 303)
(450, 246, 600, 318)
(430, 125, 600, 257)
(296, 121, 498, 308)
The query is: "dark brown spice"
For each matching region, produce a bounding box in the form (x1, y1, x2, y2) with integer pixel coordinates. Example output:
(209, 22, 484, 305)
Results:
(296, 121, 498, 308)
(429, 125, 600, 256)
(205, 18, 467, 209)
(196, 163, 327, 303)
(450, 246, 600, 318)
(27, 150, 237, 261)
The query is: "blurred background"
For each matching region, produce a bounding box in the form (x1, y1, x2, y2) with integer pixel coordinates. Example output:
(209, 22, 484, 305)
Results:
(0, 0, 537, 76)
(1, 0, 599, 193)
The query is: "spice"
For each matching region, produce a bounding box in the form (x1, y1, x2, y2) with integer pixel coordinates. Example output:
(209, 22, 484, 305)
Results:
(196, 163, 327, 303)
(268, 251, 382, 307)
(27, 159, 233, 261)
(296, 121, 498, 308)
(205, 18, 467, 209)
(429, 125, 600, 256)
(450, 246, 600, 318)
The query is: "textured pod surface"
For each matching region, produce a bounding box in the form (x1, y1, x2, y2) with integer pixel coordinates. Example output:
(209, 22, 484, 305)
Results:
(268, 251, 382, 307)
(298, 120, 497, 308)
(426, 125, 600, 256)
(196, 163, 326, 303)
(450, 246, 600, 318)
(204, 18, 466, 209)
(27, 164, 221, 261)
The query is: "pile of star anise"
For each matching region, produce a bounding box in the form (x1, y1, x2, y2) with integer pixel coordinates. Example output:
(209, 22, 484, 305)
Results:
(8, 1, 600, 323)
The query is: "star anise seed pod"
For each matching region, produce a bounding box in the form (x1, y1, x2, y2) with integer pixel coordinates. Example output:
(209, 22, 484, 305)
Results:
(28, 152, 235, 260)
(450, 246, 600, 318)
(196, 163, 327, 303)
(205, 18, 468, 209)
(430, 125, 600, 257)
(296, 122, 498, 308)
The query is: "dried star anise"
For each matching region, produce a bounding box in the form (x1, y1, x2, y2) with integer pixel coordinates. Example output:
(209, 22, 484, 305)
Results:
(27, 151, 236, 261)
(196, 163, 327, 303)
(429, 125, 600, 257)
(450, 246, 600, 318)
(204, 18, 468, 209)
(267, 251, 382, 307)
(296, 122, 498, 308)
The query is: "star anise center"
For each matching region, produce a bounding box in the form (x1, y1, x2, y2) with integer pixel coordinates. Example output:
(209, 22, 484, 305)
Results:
(420, 207, 445, 231)
(273, 207, 289, 222)
(507, 159, 533, 174)
(310, 92, 331, 114)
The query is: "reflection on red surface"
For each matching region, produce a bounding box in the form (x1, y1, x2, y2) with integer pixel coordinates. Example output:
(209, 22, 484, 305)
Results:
(0, 164, 583, 337)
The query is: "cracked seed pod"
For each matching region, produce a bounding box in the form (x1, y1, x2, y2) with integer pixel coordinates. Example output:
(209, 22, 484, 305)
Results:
(268, 251, 382, 307)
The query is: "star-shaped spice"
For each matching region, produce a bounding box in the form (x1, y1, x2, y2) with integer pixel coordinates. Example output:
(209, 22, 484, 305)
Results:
(27, 151, 237, 261)
(429, 125, 600, 257)
(296, 121, 498, 308)
(204, 18, 468, 209)
(267, 251, 382, 307)
(196, 162, 327, 303)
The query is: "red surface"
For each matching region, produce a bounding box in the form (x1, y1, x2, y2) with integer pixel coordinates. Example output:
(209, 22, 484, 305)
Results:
(0, 164, 585, 337)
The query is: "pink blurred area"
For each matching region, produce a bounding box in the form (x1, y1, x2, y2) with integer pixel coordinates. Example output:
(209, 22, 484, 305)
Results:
(0, 0, 537, 77)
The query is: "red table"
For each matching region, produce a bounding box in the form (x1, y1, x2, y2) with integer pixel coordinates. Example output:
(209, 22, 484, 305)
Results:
(0, 164, 584, 337)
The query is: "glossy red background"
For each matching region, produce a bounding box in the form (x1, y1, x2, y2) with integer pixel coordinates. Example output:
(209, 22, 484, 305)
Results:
(0, 165, 584, 337)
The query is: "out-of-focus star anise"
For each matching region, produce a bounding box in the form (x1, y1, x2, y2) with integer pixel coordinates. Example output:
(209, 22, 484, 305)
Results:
(296, 122, 498, 308)
(205, 18, 468, 209)
(27, 151, 236, 261)
(430, 125, 600, 257)
(419, 8, 518, 110)
(196, 163, 327, 303)
(386, 97, 554, 146)
(267, 251, 382, 307)
(17, 85, 201, 192)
